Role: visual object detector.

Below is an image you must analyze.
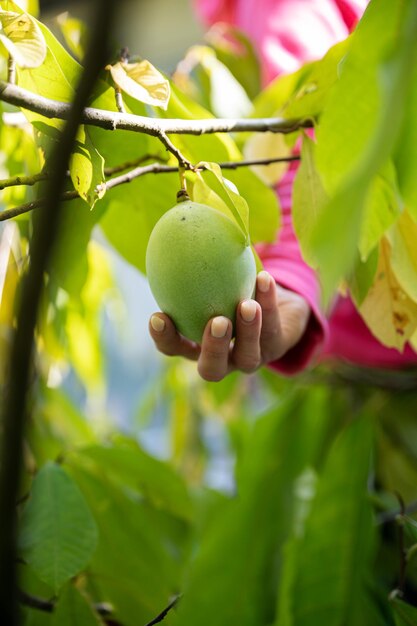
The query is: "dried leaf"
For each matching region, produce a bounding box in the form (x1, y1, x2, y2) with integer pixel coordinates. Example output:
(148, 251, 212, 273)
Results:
(359, 237, 417, 350)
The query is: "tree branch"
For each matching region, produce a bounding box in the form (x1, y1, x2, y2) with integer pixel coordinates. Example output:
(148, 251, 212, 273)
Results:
(0, 155, 300, 222)
(0, 80, 313, 136)
(0, 154, 168, 191)
(0, 0, 117, 622)
(0, 172, 49, 190)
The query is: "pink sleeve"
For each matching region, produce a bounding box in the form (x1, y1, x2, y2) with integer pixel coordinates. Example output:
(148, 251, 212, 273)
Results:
(256, 161, 329, 375)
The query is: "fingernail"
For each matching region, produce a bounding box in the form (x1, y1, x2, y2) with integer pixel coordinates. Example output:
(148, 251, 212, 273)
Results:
(241, 300, 257, 322)
(151, 315, 165, 332)
(257, 271, 270, 293)
(211, 316, 229, 338)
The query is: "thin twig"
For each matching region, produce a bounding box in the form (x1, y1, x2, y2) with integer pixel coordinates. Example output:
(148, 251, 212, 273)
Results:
(0, 155, 300, 222)
(19, 589, 113, 617)
(7, 57, 16, 85)
(115, 88, 126, 114)
(104, 153, 168, 175)
(0, 154, 168, 190)
(156, 129, 193, 169)
(395, 492, 407, 594)
(144, 595, 181, 626)
(0, 80, 313, 136)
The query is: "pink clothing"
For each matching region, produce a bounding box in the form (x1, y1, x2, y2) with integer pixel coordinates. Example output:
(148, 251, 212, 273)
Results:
(195, 0, 417, 373)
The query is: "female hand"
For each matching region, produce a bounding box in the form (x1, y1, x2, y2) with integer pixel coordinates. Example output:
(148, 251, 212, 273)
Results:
(149, 271, 311, 382)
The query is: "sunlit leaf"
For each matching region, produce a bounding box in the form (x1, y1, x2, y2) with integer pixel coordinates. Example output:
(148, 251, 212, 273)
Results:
(0, 10, 46, 67)
(107, 59, 170, 109)
(69, 125, 105, 208)
(243, 132, 291, 186)
(19, 462, 98, 592)
(197, 161, 249, 241)
(174, 45, 252, 118)
(5, 0, 39, 16)
(56, 11, 86, 61)
(359, 238, 417, 350)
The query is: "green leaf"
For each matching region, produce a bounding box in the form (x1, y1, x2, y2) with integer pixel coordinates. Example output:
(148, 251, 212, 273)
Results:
(389, 210, 417, 303)
(349, 246, 379, 307)
(277, 417, 377, 626)
(359, 161, 401, 261)
(74, 435, 193, 522)
(52, 585, 104, 626)
(198, 162, 249, 242)
(177, 393, 323, 626)
(390, 595, 417, 626)
(0, 10, 46, 67)
(311, 0, 417, 300)
(55, 12, 86, 61)
(292, 134, 328, 268)
(99, 171, 179, 273)
(402, 516, 417, 544)
(394, 61, 417, 221)
(19, 462, 98, 592)
(284, 38, 351, 120)
(108, 59, 170, 109)
(64, 457, 187, 626)
(69, 126, 105, 208)
(177, 45, 252, 118)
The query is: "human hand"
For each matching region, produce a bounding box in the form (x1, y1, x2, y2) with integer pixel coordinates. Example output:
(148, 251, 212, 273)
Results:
(149, 271, 311, 382)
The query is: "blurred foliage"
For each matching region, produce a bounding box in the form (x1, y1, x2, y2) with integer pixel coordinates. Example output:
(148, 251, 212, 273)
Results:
(0, 0, 417, 625)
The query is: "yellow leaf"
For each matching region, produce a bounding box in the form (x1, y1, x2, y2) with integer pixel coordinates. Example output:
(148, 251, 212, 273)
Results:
(359, 237, 417, 351)
(389, 209, 417, 302)
(243, 132, 291, 185)
(107, 60, 170, 109)
(0, 10, 46, 67)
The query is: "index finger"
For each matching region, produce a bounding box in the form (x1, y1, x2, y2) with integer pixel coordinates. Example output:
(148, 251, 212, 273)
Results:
(149, 313, 201, 361)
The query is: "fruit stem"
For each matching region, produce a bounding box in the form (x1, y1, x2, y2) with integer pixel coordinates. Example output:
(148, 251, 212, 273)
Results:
(177, 189, 190, 203)
(177, 166, 190, 202)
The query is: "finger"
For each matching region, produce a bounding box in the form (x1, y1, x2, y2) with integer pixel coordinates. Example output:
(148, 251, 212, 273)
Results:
(231, 299, 262, 373)
(197, 316, 233, 382)
(149, 313, 200, 361)
(256, 271, 285, 361)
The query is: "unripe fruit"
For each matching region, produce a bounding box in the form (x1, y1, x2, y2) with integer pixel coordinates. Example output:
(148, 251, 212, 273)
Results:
(146, 200, 257, 343)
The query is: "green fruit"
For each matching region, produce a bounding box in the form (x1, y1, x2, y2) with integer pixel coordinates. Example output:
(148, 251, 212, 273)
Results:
(146, 200, 257, 343)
